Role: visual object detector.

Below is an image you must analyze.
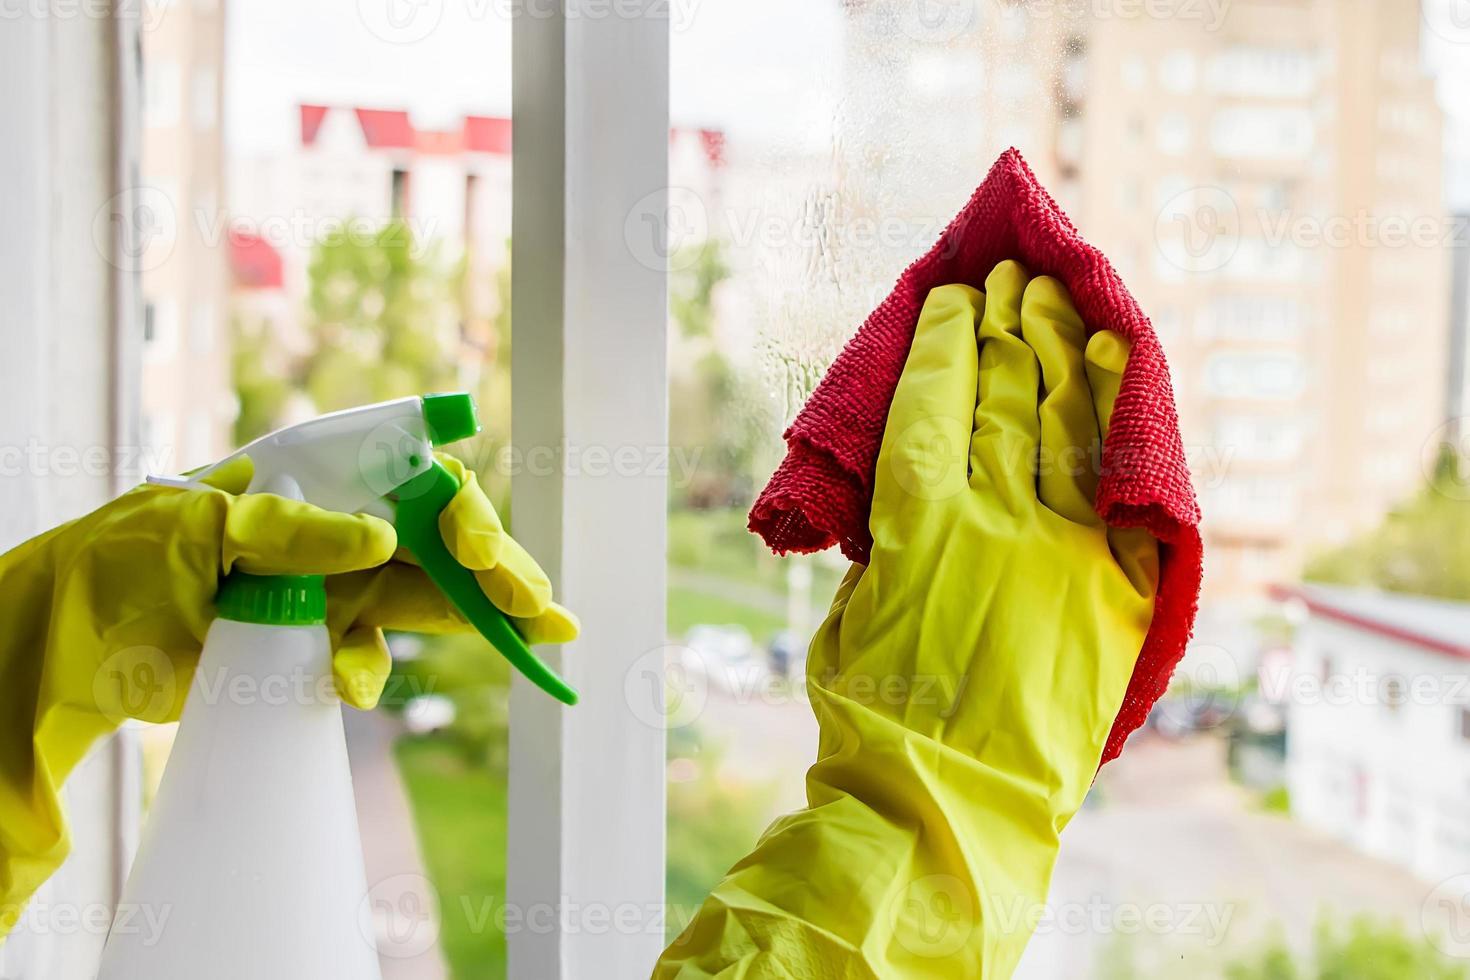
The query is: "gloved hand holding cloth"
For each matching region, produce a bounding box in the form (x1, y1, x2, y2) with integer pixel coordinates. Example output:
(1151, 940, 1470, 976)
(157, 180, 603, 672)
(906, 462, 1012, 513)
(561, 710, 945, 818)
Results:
(0, 451, 575, 940)
(658, 264, 1156, 977)
(659, 150, 1201, 977)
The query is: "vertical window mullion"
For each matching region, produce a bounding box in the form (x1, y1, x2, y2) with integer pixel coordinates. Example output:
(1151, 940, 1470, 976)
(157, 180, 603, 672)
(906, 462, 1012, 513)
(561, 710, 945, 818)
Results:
(509, 2, 669, 977)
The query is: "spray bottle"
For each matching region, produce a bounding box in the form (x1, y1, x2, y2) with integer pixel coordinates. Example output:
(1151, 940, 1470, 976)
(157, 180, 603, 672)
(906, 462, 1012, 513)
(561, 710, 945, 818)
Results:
(95, 393, 574, 980)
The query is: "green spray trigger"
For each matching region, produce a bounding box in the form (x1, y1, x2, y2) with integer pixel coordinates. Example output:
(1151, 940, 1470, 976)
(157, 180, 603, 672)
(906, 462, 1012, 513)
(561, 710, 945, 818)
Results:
(390, 458, 579, 705)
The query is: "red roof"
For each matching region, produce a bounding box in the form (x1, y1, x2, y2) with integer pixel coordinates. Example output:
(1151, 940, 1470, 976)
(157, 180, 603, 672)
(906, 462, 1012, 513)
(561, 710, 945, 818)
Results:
(1271, 584, 1470, 661)
(300, 105, 724, 168)
(300, 104, 515, 156)
(354, 108, 416, 149)
(300, 104, 328, 146)
(227, 229, 284, 290)
(464, 115, 513, 155)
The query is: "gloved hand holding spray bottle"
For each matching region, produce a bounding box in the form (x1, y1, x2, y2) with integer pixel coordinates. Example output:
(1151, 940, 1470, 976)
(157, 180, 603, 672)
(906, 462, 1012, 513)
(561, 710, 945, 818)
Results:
(87, 392, 576, 979)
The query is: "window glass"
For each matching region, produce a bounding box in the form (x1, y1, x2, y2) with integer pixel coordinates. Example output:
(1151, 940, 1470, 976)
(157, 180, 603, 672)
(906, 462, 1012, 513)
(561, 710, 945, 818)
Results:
(672, 3, 1470, 976)
(142, 3, 515, 974)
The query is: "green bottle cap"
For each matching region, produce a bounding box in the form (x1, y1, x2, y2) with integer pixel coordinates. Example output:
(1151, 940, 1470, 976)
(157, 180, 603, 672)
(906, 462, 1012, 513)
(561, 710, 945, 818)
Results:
(216, 572, 327, 626)
(422, 392, 480, 446)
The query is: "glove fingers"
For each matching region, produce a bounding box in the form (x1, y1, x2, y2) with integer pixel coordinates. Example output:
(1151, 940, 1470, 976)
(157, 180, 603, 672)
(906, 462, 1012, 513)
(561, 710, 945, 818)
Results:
(438, 460, 508, 570)
(333, 625, 393, 710)
(1084, 331, 1161, 598)
(470, 535, 554, 618)
(223, 493, 397, 575)
(873, 284, 982, 515)
(969, 260, 1042, 505)
(1021, 276, 1102, 527)
(513, 602, 581, 645)
(195, 454, 255, 493)
(1083, 330, 1128, 435)
(436, 458, 554, 618)
(327, 564, 469, 635)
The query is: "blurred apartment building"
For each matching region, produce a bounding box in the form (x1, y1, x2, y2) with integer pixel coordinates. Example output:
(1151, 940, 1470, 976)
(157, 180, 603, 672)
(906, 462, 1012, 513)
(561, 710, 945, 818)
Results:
(227, 108, 726, 405)
(837, 0, 1450, 604)
(227, 105, 515, 402)
(1060, 0, 1450, 603)
(140, 0, 233, 472)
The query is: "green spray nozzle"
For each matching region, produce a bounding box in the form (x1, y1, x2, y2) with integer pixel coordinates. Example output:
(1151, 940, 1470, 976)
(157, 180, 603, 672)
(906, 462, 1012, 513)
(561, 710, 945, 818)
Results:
(393, 394, 578, 705)
(390, 455, 579, 705)
(179, 392, 579, 706)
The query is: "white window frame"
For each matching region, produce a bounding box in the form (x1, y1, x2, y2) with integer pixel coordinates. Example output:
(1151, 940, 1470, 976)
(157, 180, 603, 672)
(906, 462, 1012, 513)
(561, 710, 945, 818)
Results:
(0, 5, 144, 979)
(2, 4, 669, 977)
(509, 3, 669, 978)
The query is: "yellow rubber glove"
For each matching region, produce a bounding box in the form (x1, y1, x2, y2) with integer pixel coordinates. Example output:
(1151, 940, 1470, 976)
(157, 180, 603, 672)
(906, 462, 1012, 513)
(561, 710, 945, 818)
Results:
(655, 262, 1158, 978)
(0, 451, 576, 941)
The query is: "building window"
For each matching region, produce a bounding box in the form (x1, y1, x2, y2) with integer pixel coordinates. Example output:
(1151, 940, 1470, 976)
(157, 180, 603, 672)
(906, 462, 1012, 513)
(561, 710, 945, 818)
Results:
(143, 59, 181, 129)
(391, 168, 411, 219)
(143, 301, 157, 344)
(1382, 676, 1406, 717)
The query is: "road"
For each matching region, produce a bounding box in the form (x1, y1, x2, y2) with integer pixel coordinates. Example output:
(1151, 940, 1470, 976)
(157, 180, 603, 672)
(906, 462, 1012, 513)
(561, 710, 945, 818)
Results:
(345, 709, 450, 980)
(1016, 734, 1437, 978)
(696, 695, 1442, 978)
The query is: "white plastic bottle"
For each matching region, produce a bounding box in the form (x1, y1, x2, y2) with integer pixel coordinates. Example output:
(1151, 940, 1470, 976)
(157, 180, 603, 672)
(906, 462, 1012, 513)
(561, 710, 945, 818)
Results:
(96, 576, 382, 980)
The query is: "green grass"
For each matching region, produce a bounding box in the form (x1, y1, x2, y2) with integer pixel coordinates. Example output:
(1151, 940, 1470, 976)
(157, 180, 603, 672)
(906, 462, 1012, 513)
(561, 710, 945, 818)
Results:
(1260, 785, 1291, 814)
(668, 584, 787, 638)
(669, 508, 846, 598)
(394, 734, 509, 980)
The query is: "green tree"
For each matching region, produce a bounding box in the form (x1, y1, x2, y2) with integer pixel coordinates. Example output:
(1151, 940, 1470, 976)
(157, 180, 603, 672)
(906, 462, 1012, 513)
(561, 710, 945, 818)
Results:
(667, 238, 775, 508)
(301, 221, 463, 413)
(1225, 918, 1467, 980)
(1306, 452, 1470, 600)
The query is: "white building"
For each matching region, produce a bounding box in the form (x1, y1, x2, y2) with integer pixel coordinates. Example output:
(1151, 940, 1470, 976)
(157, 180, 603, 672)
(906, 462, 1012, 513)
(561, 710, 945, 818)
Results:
(1279, 584, 1470, 883)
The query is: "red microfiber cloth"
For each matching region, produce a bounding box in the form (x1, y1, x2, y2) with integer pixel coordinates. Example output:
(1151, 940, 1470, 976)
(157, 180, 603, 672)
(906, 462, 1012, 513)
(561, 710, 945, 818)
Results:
(749, 148, 1203, 766)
